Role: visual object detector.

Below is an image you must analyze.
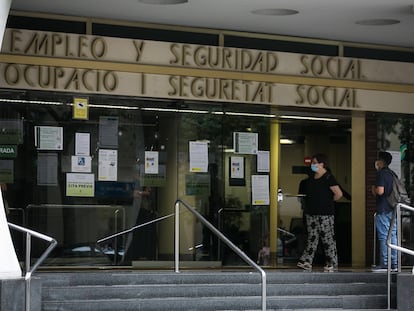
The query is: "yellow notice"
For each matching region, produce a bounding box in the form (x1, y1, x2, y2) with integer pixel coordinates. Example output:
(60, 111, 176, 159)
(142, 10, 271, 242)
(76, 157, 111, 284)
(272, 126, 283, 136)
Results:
(73, 98, 89, 120)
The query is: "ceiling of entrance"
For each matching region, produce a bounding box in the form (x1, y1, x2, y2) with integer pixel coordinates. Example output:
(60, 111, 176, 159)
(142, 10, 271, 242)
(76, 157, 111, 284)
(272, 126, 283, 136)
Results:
(10, 0, 414, 49)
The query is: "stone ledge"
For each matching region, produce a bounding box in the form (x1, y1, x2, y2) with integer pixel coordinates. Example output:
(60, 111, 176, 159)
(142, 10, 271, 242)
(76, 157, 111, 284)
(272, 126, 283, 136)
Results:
(0, 277, 41, 311)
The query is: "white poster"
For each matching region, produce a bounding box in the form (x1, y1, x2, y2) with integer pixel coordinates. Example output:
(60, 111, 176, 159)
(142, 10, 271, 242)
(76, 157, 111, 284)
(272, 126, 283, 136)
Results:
(71, 155, 92, 173)
(233, 132, 258, 154)
(98, 149, 118, 181)
(230, 156, 244, 179)
(257, 150, 270, 173)
(34, 126, 63, 150)
(252, 175, 270, 205)
(145, 151, 159, 174)
(75, 132, 90, 156)
(189, 141, 208, 172)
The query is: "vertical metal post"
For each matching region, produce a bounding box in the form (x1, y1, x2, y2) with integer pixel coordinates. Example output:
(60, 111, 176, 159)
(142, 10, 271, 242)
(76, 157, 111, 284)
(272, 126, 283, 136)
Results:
(397, 206, 402, 272)
(25, 233, 32, 311)
(373, 213, 376, 267)
(175, 201, 180, 273)
(217, 208, 223, 259)
(114, 209, 119, 265)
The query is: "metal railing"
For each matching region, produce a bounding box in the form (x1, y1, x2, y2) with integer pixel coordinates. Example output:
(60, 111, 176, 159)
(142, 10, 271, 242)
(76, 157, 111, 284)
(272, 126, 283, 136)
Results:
(97, 212, 174, 248)
(386, 202, 414, 309)
(97, 199, 267, 310)
(27, 204, 126, 265)
(175, 199, 267, 311)
(8, 222, 57, 311)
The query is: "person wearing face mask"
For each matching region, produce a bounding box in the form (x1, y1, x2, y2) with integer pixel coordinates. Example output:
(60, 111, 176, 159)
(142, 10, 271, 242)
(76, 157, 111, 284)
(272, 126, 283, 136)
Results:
(297, 153, 343, 272)
(371, 151, 398, 272)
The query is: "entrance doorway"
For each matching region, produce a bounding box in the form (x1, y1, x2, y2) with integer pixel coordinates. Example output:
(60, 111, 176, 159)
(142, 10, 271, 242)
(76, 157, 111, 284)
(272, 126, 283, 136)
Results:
(278, 110, 352, 265)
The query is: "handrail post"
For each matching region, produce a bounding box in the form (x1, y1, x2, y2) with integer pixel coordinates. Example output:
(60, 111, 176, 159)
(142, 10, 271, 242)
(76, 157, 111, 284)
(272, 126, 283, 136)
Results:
(113, 209, 119, 265)
(373, 212, 376, 267)
(25, 232, 32, 311)
(8, 222, 58, 311)
(397, 206, 402, 272)
(175, 201, 180, 273)
(217, 208, 223, 260)
(386, 203, 414, 310)
(174, 199, 266, 311)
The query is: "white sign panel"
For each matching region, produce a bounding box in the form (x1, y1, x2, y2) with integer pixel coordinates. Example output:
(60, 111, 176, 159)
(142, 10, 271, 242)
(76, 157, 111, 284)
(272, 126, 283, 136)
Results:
(189, 141, 208, 172)
(34, 126, 63, 150)
(252, 175, 270, 205)
(98, 149, 118, 181)
(145, 151, 159, 174)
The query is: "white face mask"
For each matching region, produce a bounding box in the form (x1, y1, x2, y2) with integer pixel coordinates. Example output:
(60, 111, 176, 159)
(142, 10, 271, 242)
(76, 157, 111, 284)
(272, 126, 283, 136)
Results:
(374, 161, 380, 171)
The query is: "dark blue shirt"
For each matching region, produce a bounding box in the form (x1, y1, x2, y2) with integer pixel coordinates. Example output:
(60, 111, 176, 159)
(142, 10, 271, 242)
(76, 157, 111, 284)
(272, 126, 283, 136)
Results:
(375, 168, 393, 214)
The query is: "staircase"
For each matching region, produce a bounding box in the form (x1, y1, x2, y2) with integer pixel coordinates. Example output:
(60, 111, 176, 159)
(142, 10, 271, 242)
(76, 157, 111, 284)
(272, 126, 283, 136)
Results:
(39, 270, 394, 311)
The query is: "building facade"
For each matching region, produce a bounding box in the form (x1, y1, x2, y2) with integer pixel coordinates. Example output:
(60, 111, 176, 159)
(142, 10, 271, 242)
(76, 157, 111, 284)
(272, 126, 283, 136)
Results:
(1, 11, 414, 268)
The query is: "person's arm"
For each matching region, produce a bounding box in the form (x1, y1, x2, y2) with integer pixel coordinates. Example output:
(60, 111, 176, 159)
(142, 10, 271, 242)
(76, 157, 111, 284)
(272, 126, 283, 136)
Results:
(330, 185, 343, 201)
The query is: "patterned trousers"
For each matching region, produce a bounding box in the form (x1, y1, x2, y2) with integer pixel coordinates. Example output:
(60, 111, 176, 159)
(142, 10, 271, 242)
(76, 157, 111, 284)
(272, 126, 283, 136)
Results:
(299, 214, 337, 266)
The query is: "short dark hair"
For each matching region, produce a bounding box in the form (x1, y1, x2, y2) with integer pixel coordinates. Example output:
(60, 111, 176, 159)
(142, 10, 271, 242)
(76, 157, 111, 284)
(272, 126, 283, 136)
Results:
(378, 151, 392, 166)
(312, 153, 329, 168)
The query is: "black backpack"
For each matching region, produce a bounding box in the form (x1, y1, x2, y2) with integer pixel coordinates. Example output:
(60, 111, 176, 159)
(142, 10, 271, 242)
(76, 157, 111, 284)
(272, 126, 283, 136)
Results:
(385, 168, 411, 208)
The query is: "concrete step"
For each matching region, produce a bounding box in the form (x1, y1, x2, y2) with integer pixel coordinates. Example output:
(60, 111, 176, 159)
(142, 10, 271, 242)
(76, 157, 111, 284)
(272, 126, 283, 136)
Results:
(39, 270, 391, 311)
(42, 282, 387, 300)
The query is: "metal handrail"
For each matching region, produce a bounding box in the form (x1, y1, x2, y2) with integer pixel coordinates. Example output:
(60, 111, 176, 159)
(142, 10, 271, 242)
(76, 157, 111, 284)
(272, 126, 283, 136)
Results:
(97, 213, 174, 245)
(8, 222, 57, 311)
(175, 199, 267, 311)
(386, 203, 414, 309)
(27, 204, 126, 264)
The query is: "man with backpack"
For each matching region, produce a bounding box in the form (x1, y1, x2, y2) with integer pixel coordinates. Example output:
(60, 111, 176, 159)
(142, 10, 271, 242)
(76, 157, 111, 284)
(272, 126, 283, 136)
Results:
(371, 151, 398, 272)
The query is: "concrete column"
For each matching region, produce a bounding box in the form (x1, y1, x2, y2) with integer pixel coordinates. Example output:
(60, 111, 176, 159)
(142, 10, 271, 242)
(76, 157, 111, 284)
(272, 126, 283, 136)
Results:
(0, 0, 12, 49)
(0, 189, 21, 279)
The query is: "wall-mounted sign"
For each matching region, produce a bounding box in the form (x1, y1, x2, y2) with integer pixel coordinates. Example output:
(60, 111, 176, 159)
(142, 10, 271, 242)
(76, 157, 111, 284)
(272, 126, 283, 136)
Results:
(73, 97, 89, 120)
(34, 126, 63, 150)
(189, 141, 208, 173)
(252, 175, 270, 205)
(0, 145, 17, 158)
(0, 160, 13, 183)
(0, 120, 23, 144)
(66, 173, 95, 197)
(233, 132, 258, 154)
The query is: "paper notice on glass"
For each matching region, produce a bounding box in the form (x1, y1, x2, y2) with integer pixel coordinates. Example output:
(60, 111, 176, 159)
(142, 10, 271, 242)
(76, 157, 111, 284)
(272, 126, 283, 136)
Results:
(37, 153, 58, 186)
(34, 126, 63, 150)
(71, 155, 92, 173)
(233, 132, 258, 154)
(98, 149, 118, 181)
(73, 97, 89, 120)
(230, 156, 244, 179)
(252, 175, 270, 205)
(189, 141, 208, 172)
(75, 132, 90, 156)
(0, 160, 14, 183)
(257, 150, 270, 173)
(145, 151, 159, 174)
(99, 116, 118, 148)
(66, 173, 95, 197)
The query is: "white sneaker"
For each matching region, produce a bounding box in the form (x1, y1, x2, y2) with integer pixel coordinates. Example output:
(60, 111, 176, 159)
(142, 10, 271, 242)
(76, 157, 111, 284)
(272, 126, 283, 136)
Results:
(371, 265, 387, 272)
(297, 261, 312, 271)
(324, 265, 335, 272)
